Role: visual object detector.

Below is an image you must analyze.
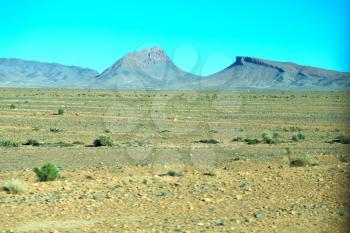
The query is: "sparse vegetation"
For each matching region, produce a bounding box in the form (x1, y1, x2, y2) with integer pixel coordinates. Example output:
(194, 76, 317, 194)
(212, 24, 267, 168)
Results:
(33, 163, 60, 182)
(292, 133, 306, 142)
(203, 170, 217, 176)
(283, 126, 302, 132)
(52, 141, 74, 147)
(32, 126, 40, 131)
(2, 179, 27, 194)
(93, 135, 115, 147)
(50, 127, 62, 133)
(160, 170, 184, 177)
(262, 131, 280, 144)
(0, 140, 20, 147)
(0, 90, 348, 231)
(231, 137, 244, 142)
(244, 138, 261, 145)
(23, 139, 41, 146)
(289, 155, 320, 167)
(338, 154, 350, 163)
(330, 135, 350, 144)
(72, 141, 85, 145)
(196, 139, 220, 144)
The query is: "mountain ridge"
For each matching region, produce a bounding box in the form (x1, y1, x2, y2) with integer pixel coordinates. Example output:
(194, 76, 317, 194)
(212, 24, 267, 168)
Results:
(0, 47, 349, 90)
(0, 58, 98, 88)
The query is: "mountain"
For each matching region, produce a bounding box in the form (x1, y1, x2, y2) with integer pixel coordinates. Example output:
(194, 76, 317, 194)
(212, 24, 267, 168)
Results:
(0, 49, 349, 90)
(202, 56, 350, 91)
(0, 58, 98, 88)
(93, 47, 200, 90)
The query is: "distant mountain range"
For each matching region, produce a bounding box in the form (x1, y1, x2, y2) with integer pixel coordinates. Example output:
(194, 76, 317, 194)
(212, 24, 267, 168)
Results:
(0, 58, 98, 88)
(1, 47, 349, 90)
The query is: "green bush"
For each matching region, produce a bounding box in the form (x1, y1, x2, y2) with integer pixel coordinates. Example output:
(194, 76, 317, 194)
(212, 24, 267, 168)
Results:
(93, 135, 115, 147)
(33, 163, 60, 182)
(262, 131, 280, 144)
(58, 108, 64, 115)
(0, 140, 20, 147)
(3, 179, 27, 194)
(9, 104, 16, 109)
(292, 133, 306, 142)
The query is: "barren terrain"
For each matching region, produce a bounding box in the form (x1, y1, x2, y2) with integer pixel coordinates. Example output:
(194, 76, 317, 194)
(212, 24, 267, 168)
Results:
(0, 89, 349, 232)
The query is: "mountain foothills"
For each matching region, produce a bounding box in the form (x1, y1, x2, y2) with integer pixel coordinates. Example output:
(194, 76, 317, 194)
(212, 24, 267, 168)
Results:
(1, 47, 349, 90)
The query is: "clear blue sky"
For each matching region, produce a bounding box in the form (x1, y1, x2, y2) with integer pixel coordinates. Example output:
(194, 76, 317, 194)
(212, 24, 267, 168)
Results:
(1, 0, 349, 75)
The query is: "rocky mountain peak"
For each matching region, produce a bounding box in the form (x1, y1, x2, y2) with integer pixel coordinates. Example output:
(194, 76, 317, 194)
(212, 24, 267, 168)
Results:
(121, 47, 170, 68)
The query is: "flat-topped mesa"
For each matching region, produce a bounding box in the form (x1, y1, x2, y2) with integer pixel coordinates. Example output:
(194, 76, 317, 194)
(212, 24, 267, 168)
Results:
(121, 47, 170, 68)
(232, 56, 285, 72)
(233, 56, 270, 66)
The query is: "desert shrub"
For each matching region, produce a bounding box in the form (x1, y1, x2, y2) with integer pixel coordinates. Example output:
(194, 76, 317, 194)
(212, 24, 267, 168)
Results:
(283, 127, 302, 132)
(104, 129, 111, 133)
(244, 138, 261, 145)
(33, 163, 60, 182)
(93, 135, 115, 147)
(3, 179, 27, 194)
(32, 126, 40, 131)
(9, 104, 16, 109)
(23, 139, 41, 146)
(262, 131, 280, 144)
(50, 127, 62, 133)
(197, 139, 219, 144)
(289, 155, 319, 167)
(203, 170, 217, 176)
(338, 154, 350, 163)
(0, 140, 20, 147)
(161, 170, 184, 177)
(290, 127, 302, 132)
(331, 135, 350, 144)
(292, 133, 306, 142)
(58, 108, 64, 115)
(231, 137, 244, 142)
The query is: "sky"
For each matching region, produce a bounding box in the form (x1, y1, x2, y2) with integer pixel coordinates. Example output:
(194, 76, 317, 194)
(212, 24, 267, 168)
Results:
(0, 0, 349, 76)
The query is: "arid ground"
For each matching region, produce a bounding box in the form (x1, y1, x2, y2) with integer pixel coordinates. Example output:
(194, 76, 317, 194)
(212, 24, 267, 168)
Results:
(0, 89, 349, 232)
